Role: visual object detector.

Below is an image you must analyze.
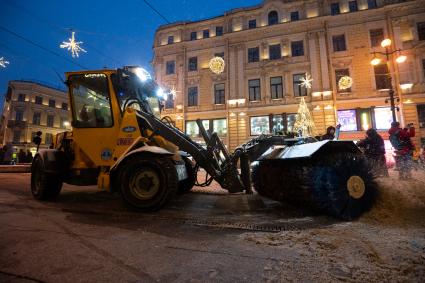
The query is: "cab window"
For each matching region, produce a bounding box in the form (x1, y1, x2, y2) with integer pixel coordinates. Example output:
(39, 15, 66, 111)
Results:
(69, 74, 113, 128)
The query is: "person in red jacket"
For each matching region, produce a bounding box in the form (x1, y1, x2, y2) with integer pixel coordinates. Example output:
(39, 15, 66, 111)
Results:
(389, 122, 415, 179)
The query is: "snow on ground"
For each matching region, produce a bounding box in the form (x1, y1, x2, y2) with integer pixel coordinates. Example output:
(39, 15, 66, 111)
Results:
(241, 169, 425, 282)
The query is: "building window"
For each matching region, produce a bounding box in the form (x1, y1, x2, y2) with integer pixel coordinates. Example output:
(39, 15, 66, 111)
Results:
(165, 94, 174, 109)
(61, 102, 68, 110)
(48, 99, 56, 108)
(374, 107, 393, 130)
(248, 19, 257, 29)
(214, 52, 224, 58)
(60, 117, 67, 129)
(291, 41, 304, 57)
(214, 83, 225, 105)
(13, 131, 21, 143)
(216, 26, 223, 36)
(337, 109, 358, 131)
(418, 22, 425, 41)
(18, 94, 25, 102)
(335, 69, 351, 92)
(166, 61, 175, 75)
(203, 29, 210, 38)
(269, 44, 281, 60)
(272, 115, 284, 134)
(188, 57, 197, 71)
(268, 11, 279, 25)
(167, 36, 174, 44)
(188, 87, 198, 106)
(417, 104, 425, 128)
(370, 28, 384, 47)
(190, 31, 197, 41)
(287, 114, 296, 132)
(213, 119, 227, 136)
(35, 96, 43, 105)
(45, 133, 53, 145)
(185, 121, 200, 138)
(270, 77, 283, 99)
(333, 35, 347, 52)
(293, 74, 308, 97)
(32, 112, 41, 125)
(15, 110, 24, 121)
(250, 116, 270, 135)
(331, 3, 340, 15)
(374, 64, 391, 90)
(367, 0, 377, 9)
(248, 47, 260, 63)
(248, 79, 261, 101)
(290, 11, 299, 21)
(349, 1, 358, 12)
(47, 115, 54, 127)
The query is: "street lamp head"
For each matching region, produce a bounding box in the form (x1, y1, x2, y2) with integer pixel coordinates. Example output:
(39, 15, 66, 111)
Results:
(396, 55, 407, 64)
(381, 38, 392, 48)
(371, 57, 381, 65)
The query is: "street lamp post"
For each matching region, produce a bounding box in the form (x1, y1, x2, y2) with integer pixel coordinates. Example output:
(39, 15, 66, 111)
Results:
(370, 38, 406, 123)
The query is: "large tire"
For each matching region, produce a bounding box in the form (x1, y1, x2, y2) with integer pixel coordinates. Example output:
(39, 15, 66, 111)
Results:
(116, 154, 178, 211)
(178, 156, 196, 194)
(31, 156, 63, 200)
(253, 153, 378, 220)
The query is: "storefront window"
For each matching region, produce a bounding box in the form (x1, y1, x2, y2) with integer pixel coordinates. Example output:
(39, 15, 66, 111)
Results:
(250, 116, 270, 135)
(287, 114, 296, 132)
(337, 110, 358, 131)
(374, 107, 393, 130)
(213, 119, 227, 136)
(185, 121, 199, 138)
(272, 115, 284, 134)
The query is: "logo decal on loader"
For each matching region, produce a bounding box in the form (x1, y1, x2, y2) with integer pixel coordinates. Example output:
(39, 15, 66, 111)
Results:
(122, 126, 136, 133)
(101, 149, 113, 160)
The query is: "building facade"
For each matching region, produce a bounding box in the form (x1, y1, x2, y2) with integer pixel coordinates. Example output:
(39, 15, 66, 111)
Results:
(153, 0, 425, 150)
(0, 80, 71, 156)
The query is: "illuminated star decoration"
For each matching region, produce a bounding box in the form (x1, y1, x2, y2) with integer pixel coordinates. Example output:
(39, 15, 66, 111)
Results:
(60, 31, 86, 58)
(338, 76, 353, 90)
(169, 85, 180, 99)
(0, 57, 10, 68)
(299, 74, 313, 89)
(209, 56, 225, 74)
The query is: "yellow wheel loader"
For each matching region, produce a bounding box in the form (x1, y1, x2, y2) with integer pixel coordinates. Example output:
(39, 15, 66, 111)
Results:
(30, 66, 377, 220)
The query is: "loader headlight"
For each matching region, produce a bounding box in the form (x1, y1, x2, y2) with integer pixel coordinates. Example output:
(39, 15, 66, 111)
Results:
(156, 87, 165, 99)
(135, 67, 151, 82)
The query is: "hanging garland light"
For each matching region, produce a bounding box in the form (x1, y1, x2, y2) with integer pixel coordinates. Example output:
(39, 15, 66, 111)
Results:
(338, 76, 353, 90)
(0, 57, 10, 68)
(60, 31, 87, 58)
(209, 56, 225, 74)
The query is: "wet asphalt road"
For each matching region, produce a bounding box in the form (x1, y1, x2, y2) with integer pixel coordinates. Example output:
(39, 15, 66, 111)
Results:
(0, 173, 334, 283)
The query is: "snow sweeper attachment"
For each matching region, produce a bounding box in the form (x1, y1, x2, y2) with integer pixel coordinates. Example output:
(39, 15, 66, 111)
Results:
(252, 140, 378, 220)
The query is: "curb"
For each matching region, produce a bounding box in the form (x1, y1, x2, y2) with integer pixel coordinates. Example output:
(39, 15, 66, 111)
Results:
(0, 165, 31, 173)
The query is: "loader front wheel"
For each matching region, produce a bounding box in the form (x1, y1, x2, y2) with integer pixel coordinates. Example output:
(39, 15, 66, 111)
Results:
(31, 156, 62, 200)
(117, 155, 178, 211)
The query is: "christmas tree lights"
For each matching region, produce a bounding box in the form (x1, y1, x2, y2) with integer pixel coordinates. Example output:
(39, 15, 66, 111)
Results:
(294, 97, 316, 137)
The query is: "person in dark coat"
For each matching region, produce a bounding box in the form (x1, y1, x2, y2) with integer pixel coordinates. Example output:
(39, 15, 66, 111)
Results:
(26, 150, 33, 163)
(18, 149, 26, 164)
(321, 126, 336, 140)
(389, 122, 415, 179)
(357, 128, 388, 177)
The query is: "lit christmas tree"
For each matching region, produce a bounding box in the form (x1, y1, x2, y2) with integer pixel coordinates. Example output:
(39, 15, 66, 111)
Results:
(294, 97, 316, 137)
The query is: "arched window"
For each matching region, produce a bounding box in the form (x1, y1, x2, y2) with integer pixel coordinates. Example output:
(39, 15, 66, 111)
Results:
(268, 11, 279, 25)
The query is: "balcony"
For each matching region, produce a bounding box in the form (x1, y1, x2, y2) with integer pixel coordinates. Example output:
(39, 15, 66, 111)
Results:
(7, 120, 27, 129)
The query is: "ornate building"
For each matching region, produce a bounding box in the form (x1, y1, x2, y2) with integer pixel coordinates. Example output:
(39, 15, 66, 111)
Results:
(153, 0, 425, 150)
(0, 80, 71, 155)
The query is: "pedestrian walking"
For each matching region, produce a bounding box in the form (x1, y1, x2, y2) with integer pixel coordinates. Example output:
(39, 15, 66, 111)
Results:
(3, 144, 13, 165)
(18, 149, 26, 164)
(389, 122, 415, 179)
(357, 128, 389, 177)
(321, 126, 336, 140)
(26, 150, 33, 163)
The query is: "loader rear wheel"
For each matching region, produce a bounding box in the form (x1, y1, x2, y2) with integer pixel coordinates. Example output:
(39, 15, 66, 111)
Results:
(253, 153, 378, 220)
(117, 155, 178, 211)
(178, 156, 196, 194)
(31, 156, 62, 200)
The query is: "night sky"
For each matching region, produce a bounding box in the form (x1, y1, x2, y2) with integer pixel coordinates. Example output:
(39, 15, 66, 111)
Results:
(0, 0, 261, 110)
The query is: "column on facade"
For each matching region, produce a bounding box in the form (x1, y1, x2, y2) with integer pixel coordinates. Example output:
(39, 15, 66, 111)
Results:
(308, 31, 321, 92)
(318, 31, 331, 92)
(236, 44, 245, 99)
(229, 45, 237, 100)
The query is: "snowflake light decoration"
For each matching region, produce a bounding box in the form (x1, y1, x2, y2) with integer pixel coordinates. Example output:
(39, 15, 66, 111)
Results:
(338, 76, 353, 90)
(299, 74, 313, 89)
(0, 57, 10, 68)
(169, 85, 180, 99)
(209, 56, 225, 74)
(60, 31, 86, 58)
